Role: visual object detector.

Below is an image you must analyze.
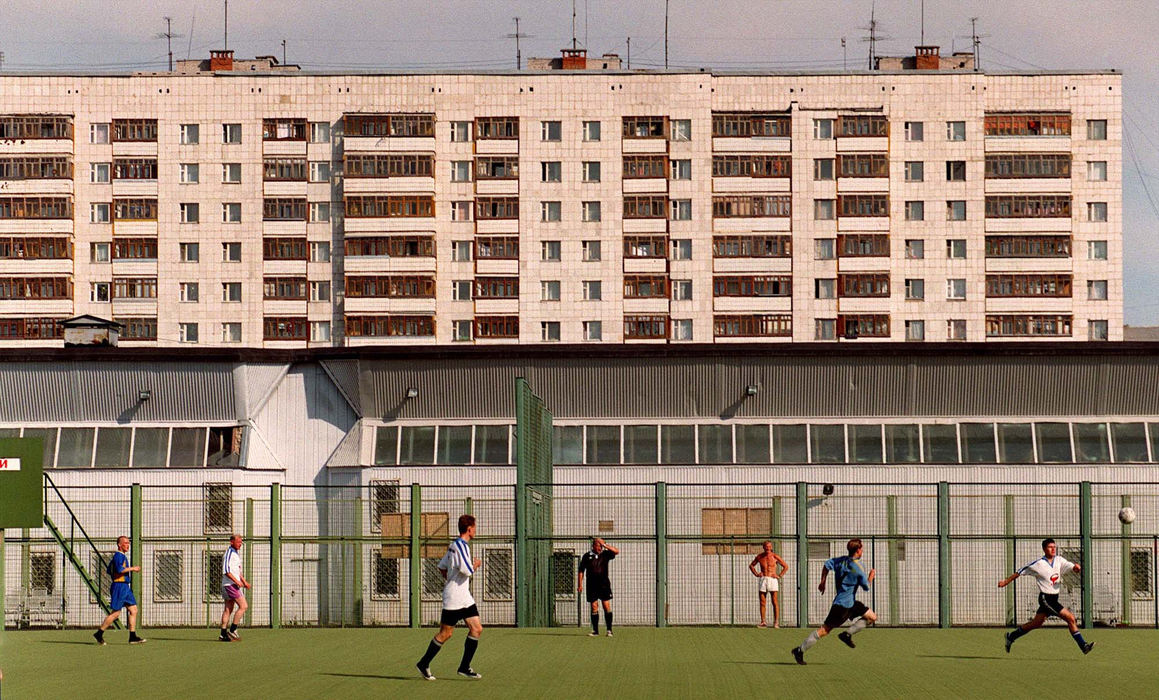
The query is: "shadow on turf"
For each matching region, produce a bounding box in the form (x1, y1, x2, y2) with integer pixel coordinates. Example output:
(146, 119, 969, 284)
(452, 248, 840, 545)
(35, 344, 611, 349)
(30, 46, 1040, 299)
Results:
(915, 654, 1047, 661)
(726, 661, 820, 666)
(322, 673, 420, 681)
(40, 640, 99, 646)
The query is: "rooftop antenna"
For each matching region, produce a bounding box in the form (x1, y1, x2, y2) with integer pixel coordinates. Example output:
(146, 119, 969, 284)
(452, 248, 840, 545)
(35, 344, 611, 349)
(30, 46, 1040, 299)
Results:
(664, 0, 669, 69)
(506, 17, 531, 70)
(860, 2, 893, 70)
(956, 18, 988, 72)
(155, 17, 185, 72)
(584, 0, 589, 51)
(281, 38, 286, 65)
(571, 0, 577, 49)
(842, 37, 847, 70)
(0, 52, 5, 72)
(223, 0, 228, 50)
(627, 36, 631, 69)
(186, 9, 196, 60)
(920, 0, 925, 45)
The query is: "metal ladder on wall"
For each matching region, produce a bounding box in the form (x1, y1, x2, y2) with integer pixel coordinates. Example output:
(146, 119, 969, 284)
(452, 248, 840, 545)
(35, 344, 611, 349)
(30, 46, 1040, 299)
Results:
(41, 473, 119, 627)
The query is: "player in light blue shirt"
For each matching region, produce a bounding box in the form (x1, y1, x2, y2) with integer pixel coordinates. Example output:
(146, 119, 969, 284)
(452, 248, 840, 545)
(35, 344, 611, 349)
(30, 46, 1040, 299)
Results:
(792, 538, 877, 664)
(93, 535, 145, 645)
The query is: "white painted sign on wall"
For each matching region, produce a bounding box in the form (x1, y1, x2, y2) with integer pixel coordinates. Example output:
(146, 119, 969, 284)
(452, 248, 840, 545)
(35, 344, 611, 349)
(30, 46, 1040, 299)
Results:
(0, 457, 21, 471)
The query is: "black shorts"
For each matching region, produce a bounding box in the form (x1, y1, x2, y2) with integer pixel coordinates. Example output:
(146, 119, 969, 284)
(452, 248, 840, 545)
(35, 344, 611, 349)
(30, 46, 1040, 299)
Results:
(823, 601, 869, 629)
(1036, 593, 1067, 618)
(439, 604, 480, 626)
(585, 580, 613, 603)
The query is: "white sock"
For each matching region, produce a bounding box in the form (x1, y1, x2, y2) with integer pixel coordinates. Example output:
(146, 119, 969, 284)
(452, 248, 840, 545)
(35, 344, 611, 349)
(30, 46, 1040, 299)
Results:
(847, 618, 870, 636)
(799, 630, 821, 651)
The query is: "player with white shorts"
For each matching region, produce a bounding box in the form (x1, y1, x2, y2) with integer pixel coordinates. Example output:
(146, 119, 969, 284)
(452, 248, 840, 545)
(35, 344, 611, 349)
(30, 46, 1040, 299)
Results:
(749, 541, 788, 628)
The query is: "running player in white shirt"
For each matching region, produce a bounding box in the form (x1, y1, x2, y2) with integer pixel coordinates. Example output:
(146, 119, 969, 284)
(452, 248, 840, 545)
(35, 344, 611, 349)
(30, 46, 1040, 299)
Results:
(218, 534, 251, 642)
(416, 514, 483, 681)
(998, 538, 1094, 655)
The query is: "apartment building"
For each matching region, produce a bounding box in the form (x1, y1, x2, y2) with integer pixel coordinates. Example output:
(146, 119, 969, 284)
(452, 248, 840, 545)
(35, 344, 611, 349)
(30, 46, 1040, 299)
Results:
(0, 49, 1122, 346)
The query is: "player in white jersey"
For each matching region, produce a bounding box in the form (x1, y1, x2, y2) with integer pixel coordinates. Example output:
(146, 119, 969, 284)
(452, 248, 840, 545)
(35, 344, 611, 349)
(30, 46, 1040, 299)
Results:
(416, 514, 483, 681)
(998, 538, 1094, 655)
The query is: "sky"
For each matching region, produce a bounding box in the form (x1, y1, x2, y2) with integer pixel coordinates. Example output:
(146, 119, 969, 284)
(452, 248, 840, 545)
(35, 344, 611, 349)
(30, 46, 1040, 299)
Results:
(2, 0, 1157, 323)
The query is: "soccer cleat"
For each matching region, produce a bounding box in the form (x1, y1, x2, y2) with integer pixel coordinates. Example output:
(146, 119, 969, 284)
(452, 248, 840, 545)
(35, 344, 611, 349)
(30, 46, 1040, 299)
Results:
(417, 664, 436, 681)
(219, 631, 233, 642)
(588, 630, 599, 636)
(792, 647, 806, 665)
(1004, 632, 1013, 654)
(457, 668, 482, 679)
(838, 631, 855, 649)
(228, 630, 241, 641)
(606, 630, 613, 637)
(128, 634, 147, 645)
(93, 630, 106, 646)
(1082, 642, 1095, 655)
(757, 622, 767, 628)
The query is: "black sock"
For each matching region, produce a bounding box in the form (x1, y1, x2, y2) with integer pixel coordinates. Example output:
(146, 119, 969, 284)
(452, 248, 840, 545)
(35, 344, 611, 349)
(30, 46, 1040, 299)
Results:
(220, 627, 229, 638)
(1072, 631, 1089, 648)
(229, 623, 237, 633)
(1009, 626, 1030, 641)
(418, 639, 443, 668)
(459, 636, 479, 671)
(591, 613, 599, 633)
(604, 610, 613, 631)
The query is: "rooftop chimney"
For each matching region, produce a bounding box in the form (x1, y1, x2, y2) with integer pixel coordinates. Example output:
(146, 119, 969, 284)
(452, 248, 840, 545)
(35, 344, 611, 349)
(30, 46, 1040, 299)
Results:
(914, 46, 940, 70)
(210, 50, 235, 71)
(561, 49, 587, 70)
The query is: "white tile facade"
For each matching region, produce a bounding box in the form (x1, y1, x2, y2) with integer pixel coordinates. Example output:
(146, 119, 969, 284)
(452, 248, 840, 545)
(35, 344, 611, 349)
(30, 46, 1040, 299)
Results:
(0, 68, 1122, 346)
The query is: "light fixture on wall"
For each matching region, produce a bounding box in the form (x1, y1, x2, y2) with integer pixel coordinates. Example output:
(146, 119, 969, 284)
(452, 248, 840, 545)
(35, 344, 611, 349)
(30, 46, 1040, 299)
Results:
(138, 389, 152, 402)
(745, 384, 759, 397)
(405, 387, 419, 400)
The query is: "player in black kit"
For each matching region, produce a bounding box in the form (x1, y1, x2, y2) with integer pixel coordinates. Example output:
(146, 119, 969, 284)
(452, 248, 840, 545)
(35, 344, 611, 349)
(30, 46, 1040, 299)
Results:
(577, 537, 620, 637)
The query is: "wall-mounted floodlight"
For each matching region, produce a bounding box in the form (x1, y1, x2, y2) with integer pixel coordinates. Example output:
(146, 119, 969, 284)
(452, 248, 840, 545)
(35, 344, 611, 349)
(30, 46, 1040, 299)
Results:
(405, 387, 419, 399)
(138, 389, 152, 402)
(745, 384, 759, 397)
(822, 483, 835, 496)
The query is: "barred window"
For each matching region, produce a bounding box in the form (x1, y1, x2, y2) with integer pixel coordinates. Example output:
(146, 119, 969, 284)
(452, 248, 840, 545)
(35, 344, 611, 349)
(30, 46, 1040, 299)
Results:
(837, 153, 889, 178)
(373, 556, 400, 600)
(622, 116, 667, 138)
(262, 198, 307, 221)
(112, 198, 157, 221)
(985, 314, 1073, 337)
(483, 548, 514, 601)
(622, 155, 668, 179)
(712, 195, 791, 218)
(838, 273, 890, 297)
(0, 196, 73, 219)
(838, 194, 889, 217)
(345, 315, 436, 337)
(711, 154, 791, 178)
(0, 115, 73, 139)
(985, 195, 1072, 218)
(263, 316, 309, 340)
(712, 275, 792, 297)
(711, 112, 791, 137)
(624, 275, 670, 299)
(624, 315, 669, 339)
(261, 118, 308, 141)
(112, 118, 158, 142)
(203, 483, 233, 534)
(344, 153, 434, 178)
(837, 115, 888, 137)
(262, 238, 308, 261)
(837, 234, 890, 257)
(344, 235, 435, 257)
(0, 156, 72, 180)
(712, 235, 790, 258)
(623, 235, 668, 258)
(112, 158, 158, 180)
(985, 274, 1073, 298)
(474, 277, 519, 299)
(475, 197, 519, 220)
(30, 552, 55, 594)
(153, 551, 184, 603)
(475, 236, 519, 259)
(345, 113, 435, 137)
(837, 314, 890, 338)
(985, 235, 1072, 258)
(345, 195, 434, 218)
(263, 277, 308, 300)
(624, 195, 667, 218)
(713, 314, 792, 338)
(263, 157, 308, 181)
(985, 153, 1071, 178)
(474, 116, 519, 140)
(344, 275, 435, 298)
(474, 156, 519, 180)
(112, 277, 157, 299)
(473, 315, 519, 338)
(0, 237, 71, 260)
(984, 112, 1071, 136)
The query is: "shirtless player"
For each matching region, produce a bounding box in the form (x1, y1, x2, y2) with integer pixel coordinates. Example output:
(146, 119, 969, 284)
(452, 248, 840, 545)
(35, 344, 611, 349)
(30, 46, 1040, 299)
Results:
(749, 541, 789, 628)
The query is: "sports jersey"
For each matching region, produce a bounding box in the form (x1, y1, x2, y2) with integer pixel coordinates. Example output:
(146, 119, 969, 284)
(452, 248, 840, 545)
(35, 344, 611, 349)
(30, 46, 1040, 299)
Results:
(437, 537, 476, 610)
(108, 552, 131, 585)
(823, 555, 870, 608)
(222, 546, 243, 587)
(578, 549, 616, 583)
(1018, 555, 1075, 595)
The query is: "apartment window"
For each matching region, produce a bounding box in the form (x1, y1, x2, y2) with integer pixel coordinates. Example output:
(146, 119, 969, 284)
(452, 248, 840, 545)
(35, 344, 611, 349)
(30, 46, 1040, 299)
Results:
(905, 278, 925, 300)
(1089, 320, 1109, 341)
(1087, 119, 1107, 140)
(583, 280, 603, 301)
(1088, 280, 1109, 301)
(581, 201, 602, 222)
(672, 319, 693, 341)
(837, 273, 889, 298)
(625, 155, 668, 180)
(1088, 202, 1108, 222)
(582, 161, 601, 183)
(813, 118, 834, 139)
(222, 203, 241, 223)
(540, 120, 562, 141)
(91, 202, 110, 223)
(670, 119, 691, 141)
(905, 201, 924, 221)
(946, 121, 966, 141)
(309, 202, 331, 223)
(447, 160, 471, 182)
(985, 194, 1072, 218)
(451, 241, 473, 261)
(450, 201, 472, 221)
(310, 241, 331, 262)
(221, 323, 242, 343)
(838, 153, 888, 178)
(90, 123, 110, 144)
(179, 163, 199, 184)
(583, 120, 601, 141)
(306, 280, 329, 303)
(672, 280, 693, 301)
(582, 240, 601, 261)
(947, 319, 967, 341)
(815, 239, 836, 260)
(179, 203, 199, 223)
(222, 242, 241, 262)
(814, 199, 836, 220)
(90, 162, 110, 183)
(452, 320, 472, 341)
(905, 121, 924, 141)
(219, 123, 242, 144)
(541, 161, 561, 182)
(1089, 240, 1108, 260)
(309, 121, 331, 143)
(222, 163, 241, 183)
(583, 321, 602, 341)
(815, 279, 836, 299)
(452, 280, 472, 301)
(90, 282, 110, 303)
(222, 282, 241, 302)
(1088, 161, 1107, 181)
(671, 239, 692, 260)
(985, 153, 1072, 179)
(984, 112, 1071, 137)
(814, 158, 835, 180)
(905, 239, 924, 259)
(947, 239, 967, 259)
(541, 321, 561, 341)
(947, 278, 967, 300)
(179, 282, 199, 303)
(178, 242, 199, 263)
(309, 161, 331, 183)
(179, 323, 199, 343)
(540, 240, 561, 262)
(670, 159, 692, 180)
(946, 161, 966, 181)
(838, 115, 888, 137)
(541, 201, 561, 222)
(670, 199, 692, 220)
(179, 123, 199, 145)
(815, 319, 836, 340)
(905, 320, 925, 341)
(947, 200, 967, 221)
(541, 280, 561, 301)
(904, 161, 924, 182)
(449, 121, 471, 142)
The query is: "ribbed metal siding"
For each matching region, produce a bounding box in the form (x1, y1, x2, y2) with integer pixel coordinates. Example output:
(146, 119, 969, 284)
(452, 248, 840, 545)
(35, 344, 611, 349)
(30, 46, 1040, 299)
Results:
(320, 359, 362, 416)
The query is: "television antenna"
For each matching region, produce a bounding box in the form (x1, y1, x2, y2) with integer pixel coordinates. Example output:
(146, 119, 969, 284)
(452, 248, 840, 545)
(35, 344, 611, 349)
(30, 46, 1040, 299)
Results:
(955, 17, 989, 71)
(506, 17, 532, 70)
(860, 2, 893, 70)
(155, 17, 185, 71)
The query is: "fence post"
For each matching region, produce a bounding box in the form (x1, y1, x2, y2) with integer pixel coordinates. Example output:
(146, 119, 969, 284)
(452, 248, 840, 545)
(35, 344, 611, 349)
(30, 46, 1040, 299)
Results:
(409, 483, 422, 629)
(655, 482, 667, 628)
(1004, 495, 1015, 626)
(0, 528, 5, 635)
(937, 481, 950, 629)
(1079, 481, 1093, 628)
(353, 494, 363, 627)
(1120, 494, 1132, 627)
(244, 498, 254, 628)
(885, 495, 899, 626)
(269, 484, 281, 629)
(130, 483, 142, 628)
(795, 482, 808, 628)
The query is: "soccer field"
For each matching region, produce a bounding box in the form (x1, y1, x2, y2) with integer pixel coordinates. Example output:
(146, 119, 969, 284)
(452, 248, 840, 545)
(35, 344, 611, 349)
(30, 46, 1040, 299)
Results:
(1, 627, 1152, 699)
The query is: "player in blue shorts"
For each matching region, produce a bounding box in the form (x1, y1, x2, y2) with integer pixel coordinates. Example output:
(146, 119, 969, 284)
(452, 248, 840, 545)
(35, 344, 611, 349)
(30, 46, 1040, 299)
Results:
(792, 538, 876, 664)
(93, 536, 145, 645)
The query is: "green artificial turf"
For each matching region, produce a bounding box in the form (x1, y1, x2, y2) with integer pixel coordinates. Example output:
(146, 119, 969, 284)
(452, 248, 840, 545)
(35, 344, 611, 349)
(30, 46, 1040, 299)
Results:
(0, 627, 1150, 699)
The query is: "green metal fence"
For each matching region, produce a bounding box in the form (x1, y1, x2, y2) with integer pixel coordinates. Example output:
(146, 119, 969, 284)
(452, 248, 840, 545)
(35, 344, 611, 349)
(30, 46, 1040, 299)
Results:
(2, 481, 1157, 630)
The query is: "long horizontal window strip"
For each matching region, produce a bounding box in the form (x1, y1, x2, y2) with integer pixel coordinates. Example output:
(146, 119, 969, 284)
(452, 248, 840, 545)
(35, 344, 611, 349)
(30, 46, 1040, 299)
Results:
(0, 277, 72, 300)
(111, 118, 158, 142)
(344, 153, 434, 178)
(623, 154, 668, 179)
(112, 238, 157, 260)
(711, 112, 791, 138)
(713, 314, 791, 338)
(984, 112, 1071, 137)
(712, 195, 791, 218)
(837, 114, 888, 137)
(985, 235, 1072, 258)
(473, 315, 518, 338)
(372, 425, 514, 466)
(263, 157, 308, 181)
(985, 195, 1072, 218)
(986, 314, 1073, 338)
(474, 156, 519, 180)
(112, 198, 157, 221)
(112, 277, 157, 300)
(474, 116, 519, 140)
(0, 196, 73, 219)
(346, 315, 435, 338)
(985, 273, 1073, 298)
(263, 316, 309, 340)
(0, 426, 243, 468)
(837, 233, 889, 258)
(622, 116, 668, 139)
(838, 194, 889, 217)
(113, 158, 158, 180)
(263, 198, 308, 221)
(344, 235, 435, 257)
(263, 276, 308, 301)
(475, 197, 519, 220)
(345, 113, 435, 138)
(838, 314, 890, 338)
(345, 275, 435, 299)
(261, 117, 308, 141)
(0, 317, 64, 339)
(712, 275, 791, 297)
(345, 195, 434, 218)
(474, 277, 519, 299)
(475, 236, 519, 259)
(623, 235, 668, 258)
(837, 273, 890, 298)
(985, 153, 1071, 179)
(0, 156, 72, 180)
(0, 115, 73, 140)
(711, 154, 791, 178)
(623, 195, 668, 219)
(263, 237, 308, 261)
(624, 275, 670, 299)
(115, 317, 157, 341)
(0, 237, 72, 260)
(624, 314, 669, 339)
(837, 153, 889, 178)
(712, 235, 790, 258)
